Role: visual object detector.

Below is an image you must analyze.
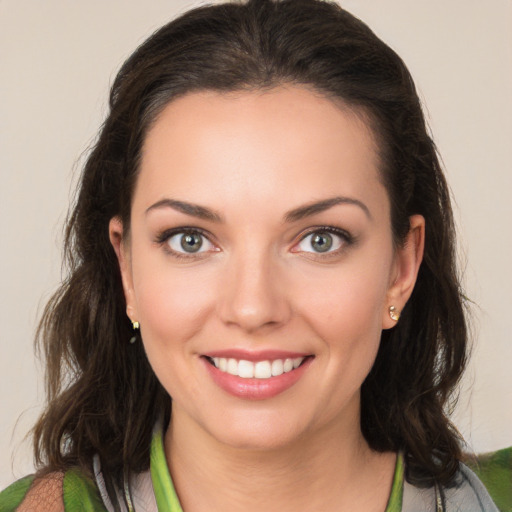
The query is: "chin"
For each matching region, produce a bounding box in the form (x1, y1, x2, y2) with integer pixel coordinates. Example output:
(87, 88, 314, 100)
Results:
(206, 409, 310, 452)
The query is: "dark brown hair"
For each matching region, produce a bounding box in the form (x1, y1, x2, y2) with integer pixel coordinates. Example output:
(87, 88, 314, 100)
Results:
(33, 0, 467, 499)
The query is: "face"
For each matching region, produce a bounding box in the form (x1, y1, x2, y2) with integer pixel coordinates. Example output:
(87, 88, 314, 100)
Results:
(111, 86, 423, 451)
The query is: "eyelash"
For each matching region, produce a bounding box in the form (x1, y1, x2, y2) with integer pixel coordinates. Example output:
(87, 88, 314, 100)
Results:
(292, 226, 355, 258)
(155, 227, 217, 259)
(155, 226, 355, 259)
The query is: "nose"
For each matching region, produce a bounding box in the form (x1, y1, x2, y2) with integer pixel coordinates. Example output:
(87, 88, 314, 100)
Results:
(217, 250, 292, 334)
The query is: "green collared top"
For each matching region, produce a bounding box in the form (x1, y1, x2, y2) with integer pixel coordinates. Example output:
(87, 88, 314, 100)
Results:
(1, 428, 509, 512)
(148, 427, 404, 512)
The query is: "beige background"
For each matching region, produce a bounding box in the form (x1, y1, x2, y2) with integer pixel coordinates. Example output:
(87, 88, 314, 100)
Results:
(1, 0, 511, 488)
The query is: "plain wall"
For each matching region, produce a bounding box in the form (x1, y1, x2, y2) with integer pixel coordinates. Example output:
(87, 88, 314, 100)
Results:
(1, 0, 511, 488)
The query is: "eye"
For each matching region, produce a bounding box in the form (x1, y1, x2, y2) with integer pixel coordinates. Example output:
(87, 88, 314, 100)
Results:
(163, 230, 216, 255)
(294, 228, 351, 255)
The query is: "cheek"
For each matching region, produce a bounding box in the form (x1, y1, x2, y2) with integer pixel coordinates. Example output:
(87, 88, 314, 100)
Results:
(301, 272, 387, 404)
(306, 283, 384, 367)
(299, 258, 391, 329)
(130, 260, 217, 401)
(296, 253, 392, 371)
(132, 256, 216, 346)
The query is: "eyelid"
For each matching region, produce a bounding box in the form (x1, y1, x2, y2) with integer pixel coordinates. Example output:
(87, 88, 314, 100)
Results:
(155, 227, 219, 257)
(290, 226, 354, 255)
(155, 225, 354, 259)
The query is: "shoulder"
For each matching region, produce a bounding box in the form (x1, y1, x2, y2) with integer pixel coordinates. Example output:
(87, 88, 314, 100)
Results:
(442, 462, 501, 511)
(0, 467, 108, 512)
(464, 446, 512, 512)
(0, 472, 65, 512)
(0, 474, 37, 512)
(402, 448, 512, 512)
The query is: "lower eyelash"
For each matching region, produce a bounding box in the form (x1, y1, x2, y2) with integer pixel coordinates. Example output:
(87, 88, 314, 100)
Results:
(154, 228, 216, 260)
(292, 226, 357, 259)
(154, 226, 355, 260)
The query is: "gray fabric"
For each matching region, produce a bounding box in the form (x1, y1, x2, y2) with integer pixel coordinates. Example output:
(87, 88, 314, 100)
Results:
(402, 479, 437, 511)
(93, 455, 158, 512)
(93, 454, 498, 512)
(403, 463, 499, 512)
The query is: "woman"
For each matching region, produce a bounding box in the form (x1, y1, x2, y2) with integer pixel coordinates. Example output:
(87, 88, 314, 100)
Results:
(1, 0, 509, 510)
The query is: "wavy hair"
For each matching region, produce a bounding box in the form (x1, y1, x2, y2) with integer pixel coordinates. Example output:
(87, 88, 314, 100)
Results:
(33, 0, 468, 500)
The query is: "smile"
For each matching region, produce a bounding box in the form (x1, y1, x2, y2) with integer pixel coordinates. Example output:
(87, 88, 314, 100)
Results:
(202, 350, 313, 399)
(208, 357, 305, 379)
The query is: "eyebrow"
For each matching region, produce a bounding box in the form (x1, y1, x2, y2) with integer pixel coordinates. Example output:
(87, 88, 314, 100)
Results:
(146, 199, 223, 222)
(284, 196, 371, 222)
(145, 195, 371, 223)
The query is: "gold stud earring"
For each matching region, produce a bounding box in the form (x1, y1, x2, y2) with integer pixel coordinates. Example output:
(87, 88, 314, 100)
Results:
(130, 321, 140, 344)
(389, 306, 400, 322)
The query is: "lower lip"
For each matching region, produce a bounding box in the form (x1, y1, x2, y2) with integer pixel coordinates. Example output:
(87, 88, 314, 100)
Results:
(203, 357, 313, 400)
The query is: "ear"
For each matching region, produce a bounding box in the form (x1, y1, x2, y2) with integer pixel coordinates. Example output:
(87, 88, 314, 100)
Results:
(382, 214, 425, 329)
(109, 217, 138, 324)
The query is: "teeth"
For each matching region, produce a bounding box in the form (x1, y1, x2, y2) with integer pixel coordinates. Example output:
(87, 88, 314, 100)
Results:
(283, 358, 293, 372)
(271, 359, 284, 377)
(238, 360, 254, 378)
(227, 358, 238, 375)
(210, 356, 306, 379)
(254, 361, 271, 379)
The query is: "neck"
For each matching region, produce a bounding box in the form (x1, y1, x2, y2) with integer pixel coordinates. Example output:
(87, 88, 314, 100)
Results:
(164, 406, 396, 512)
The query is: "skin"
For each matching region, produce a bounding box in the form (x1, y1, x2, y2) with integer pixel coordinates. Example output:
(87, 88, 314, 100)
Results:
(110, 86, 424, 511)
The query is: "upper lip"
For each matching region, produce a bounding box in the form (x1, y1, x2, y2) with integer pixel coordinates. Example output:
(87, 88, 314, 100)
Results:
(202, 349, 311, 362)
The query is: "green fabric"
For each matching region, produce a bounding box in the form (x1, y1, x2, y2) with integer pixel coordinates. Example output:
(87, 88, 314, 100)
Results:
(0, 470, 107, 511)
(63, 468, 109, 511)
(149, 428, 404, 512)
(466, 446, 512, 512)
(151, 427, 184, 512)
(386, 453, 404, 511)
(1, 445, 509, 511)
(0, 474, 35, 512)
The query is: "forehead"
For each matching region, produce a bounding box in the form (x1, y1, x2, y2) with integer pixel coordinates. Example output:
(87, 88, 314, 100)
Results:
(135, 86, 387, 218)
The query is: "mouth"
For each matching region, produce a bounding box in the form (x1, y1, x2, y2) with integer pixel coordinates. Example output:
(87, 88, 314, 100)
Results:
(204, 356, 308, 379)
(201, 352, 313, 400)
